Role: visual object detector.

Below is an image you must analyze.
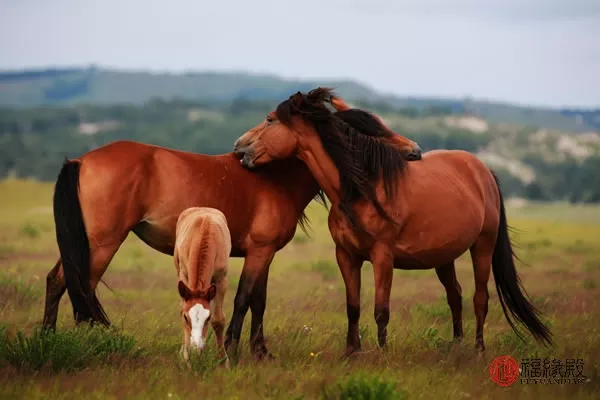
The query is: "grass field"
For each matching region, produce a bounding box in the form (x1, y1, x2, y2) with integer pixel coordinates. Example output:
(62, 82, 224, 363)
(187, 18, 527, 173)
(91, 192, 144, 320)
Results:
(1, 179, 599, 399)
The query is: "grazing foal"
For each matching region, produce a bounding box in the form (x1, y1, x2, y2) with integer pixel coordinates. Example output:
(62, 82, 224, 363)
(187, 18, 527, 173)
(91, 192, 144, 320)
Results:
(174, 207, 231, 364)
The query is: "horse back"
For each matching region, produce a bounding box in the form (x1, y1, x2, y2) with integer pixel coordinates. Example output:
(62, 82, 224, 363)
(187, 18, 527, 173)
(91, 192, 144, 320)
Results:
(73, 140, 311, 256)
(387, 150, 500, 262)
(174, 207, 232, 287)
(414, 149, 498, 207)
(175, 207, 232, 265)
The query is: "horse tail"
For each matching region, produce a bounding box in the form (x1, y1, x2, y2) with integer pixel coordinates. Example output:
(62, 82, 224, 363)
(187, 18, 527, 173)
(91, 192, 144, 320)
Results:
(53, 159, 110, 326)
(490, 171, 552, 346)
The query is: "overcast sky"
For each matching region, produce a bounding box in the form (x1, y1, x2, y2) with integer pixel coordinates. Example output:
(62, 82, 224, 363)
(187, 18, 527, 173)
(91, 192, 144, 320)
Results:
(1, 0, 598, 108)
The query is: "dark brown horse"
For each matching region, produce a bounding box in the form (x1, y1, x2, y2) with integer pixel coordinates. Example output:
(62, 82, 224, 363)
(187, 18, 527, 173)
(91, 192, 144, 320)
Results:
(46, 135, 420, 357)
(233, 88, 553, 357)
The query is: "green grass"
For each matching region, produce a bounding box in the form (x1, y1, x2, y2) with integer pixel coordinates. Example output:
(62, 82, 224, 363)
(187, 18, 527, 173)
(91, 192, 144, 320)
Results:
(0, 326, 140, 373)
(0, 179, 599, 399)
(322, 372, 407, 400)
(0, 273, 39, 310)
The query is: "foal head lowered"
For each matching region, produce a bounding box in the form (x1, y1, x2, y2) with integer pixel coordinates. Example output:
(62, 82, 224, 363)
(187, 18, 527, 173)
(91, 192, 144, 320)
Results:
(178, 280, 216, 351)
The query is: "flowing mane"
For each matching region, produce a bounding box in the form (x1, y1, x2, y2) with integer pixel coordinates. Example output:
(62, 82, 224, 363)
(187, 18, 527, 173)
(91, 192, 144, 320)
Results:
(275, 87, 407, 229)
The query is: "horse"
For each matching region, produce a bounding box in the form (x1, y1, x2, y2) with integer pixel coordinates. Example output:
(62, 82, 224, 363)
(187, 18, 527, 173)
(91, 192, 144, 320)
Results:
(47, 132, 420, 358)
(174, 207, 230, 366)
(232, 88, 553, 357)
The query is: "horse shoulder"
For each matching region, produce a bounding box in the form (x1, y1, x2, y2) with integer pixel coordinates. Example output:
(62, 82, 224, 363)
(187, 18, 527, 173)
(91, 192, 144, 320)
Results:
(327, 205, 377, 257)
(244, 192, 296, 248)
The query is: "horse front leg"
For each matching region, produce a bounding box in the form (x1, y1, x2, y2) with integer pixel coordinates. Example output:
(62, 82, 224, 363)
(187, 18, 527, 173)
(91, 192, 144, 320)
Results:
(248, 253, 275, 361)
(224, 246, 275, 360)
(371, 246, 394, 349)
(336, 245, 363, 358)
(211, 275, 230, 368)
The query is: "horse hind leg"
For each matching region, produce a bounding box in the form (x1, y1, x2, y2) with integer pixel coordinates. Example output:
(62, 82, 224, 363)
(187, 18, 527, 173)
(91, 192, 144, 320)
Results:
(42, 258, 67, 329)
(469, 237, 494, 351)
(435, 262, 463, 340)
(75, 240, 125, 325)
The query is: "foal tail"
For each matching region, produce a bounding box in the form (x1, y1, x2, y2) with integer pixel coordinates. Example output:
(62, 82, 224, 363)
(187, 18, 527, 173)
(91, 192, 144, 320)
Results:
(53, 159, 110, 326)
(490, 171, 552, 346)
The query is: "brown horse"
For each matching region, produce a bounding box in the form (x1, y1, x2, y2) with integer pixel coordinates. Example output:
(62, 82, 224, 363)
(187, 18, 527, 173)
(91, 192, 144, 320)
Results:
(174, 207, 230, 366)
(47, 134, 420, 357)
(233, 88, 553, 357)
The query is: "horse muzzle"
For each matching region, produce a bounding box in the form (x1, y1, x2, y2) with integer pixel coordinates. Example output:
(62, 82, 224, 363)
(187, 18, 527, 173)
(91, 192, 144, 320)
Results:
(406, 144, 423, 161)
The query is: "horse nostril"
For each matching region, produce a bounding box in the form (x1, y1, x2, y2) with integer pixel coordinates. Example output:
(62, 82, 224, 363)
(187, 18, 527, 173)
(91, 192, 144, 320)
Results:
(408, 145, 422, 161)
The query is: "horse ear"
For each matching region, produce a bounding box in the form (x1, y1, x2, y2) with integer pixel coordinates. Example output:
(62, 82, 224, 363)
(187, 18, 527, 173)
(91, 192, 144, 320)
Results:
(205, 283, 217, 302)
(330, 96, 351, 112)
(178, 280, 192, 300)
(291, 92, 303, 107)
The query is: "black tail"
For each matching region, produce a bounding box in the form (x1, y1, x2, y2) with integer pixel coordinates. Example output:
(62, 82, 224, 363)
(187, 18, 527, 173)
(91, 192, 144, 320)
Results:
(490, 171, 552, 346)
(53, 159, 110, 326)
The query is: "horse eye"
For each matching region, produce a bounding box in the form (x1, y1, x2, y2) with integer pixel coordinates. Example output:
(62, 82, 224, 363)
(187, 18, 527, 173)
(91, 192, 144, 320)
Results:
(183, 314, 189, 323)
(266, 115, 274, 123)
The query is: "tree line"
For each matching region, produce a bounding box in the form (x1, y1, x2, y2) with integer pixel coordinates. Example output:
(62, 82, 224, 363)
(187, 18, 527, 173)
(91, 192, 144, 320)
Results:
(0, 98, 598, 203)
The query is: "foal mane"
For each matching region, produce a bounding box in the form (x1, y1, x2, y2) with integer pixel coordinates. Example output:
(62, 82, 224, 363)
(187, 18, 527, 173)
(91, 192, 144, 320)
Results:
(275, 87, 406, 230)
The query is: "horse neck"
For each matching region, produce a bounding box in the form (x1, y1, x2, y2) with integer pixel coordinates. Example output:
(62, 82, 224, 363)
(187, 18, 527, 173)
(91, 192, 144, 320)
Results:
(296, 135, 342, 206)
(189, 246, 214, 291)
(269, 158, 322, 209)
(179, 221, 214, 291)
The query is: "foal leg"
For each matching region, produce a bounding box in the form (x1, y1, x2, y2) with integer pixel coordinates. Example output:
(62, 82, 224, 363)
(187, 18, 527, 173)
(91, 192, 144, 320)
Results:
(371, 247, 394, 349)
(211, 275, 229, 368)
(336, 245, 363, 357)
(224, 246, 275, 360)
(435, 262, 463, 340)
(42, 258, 67, 329)
(469, 237, 494, 351)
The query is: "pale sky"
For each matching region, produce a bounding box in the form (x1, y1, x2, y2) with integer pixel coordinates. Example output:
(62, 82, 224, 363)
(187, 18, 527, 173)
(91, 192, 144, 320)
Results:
(1, 0, 599, 108)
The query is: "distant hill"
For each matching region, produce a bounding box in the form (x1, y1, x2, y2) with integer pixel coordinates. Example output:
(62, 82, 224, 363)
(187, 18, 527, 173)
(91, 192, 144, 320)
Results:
(0, 96, 599, 202)
(0, 66, 598, 133)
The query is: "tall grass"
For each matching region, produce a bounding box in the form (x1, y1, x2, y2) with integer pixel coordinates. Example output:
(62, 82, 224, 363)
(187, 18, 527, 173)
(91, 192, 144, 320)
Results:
(1, 181, 600, 398)
(0, 326, 141, 373)
(0, 273, 39, 309)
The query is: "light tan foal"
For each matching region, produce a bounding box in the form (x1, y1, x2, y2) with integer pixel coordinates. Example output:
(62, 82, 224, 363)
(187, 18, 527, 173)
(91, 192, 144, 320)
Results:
(174, 207, 231, 367)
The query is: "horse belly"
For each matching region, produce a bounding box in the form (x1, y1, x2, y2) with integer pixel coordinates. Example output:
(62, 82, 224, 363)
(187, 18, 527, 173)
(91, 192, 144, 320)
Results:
(133, 220, 177, 255)
(393, 224, 481, 269)
(134, 219, 246, 258)
(393, 244, 469, 270)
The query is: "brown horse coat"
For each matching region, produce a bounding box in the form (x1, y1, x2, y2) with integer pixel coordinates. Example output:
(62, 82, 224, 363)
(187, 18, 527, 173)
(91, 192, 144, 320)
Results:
(234, 88, 552, 356)
(48, 140, 320, 359)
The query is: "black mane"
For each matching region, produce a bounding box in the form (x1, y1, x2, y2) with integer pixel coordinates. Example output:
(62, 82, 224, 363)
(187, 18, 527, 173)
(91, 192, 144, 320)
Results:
(275, 88, 407, 230)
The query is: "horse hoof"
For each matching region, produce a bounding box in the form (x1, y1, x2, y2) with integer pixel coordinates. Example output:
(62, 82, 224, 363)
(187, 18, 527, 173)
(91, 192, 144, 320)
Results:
(219, 357, 231, 370)
(225, 339, 239, 357)
(252, 346, 275, 361)
(341, 347, 360, 360)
